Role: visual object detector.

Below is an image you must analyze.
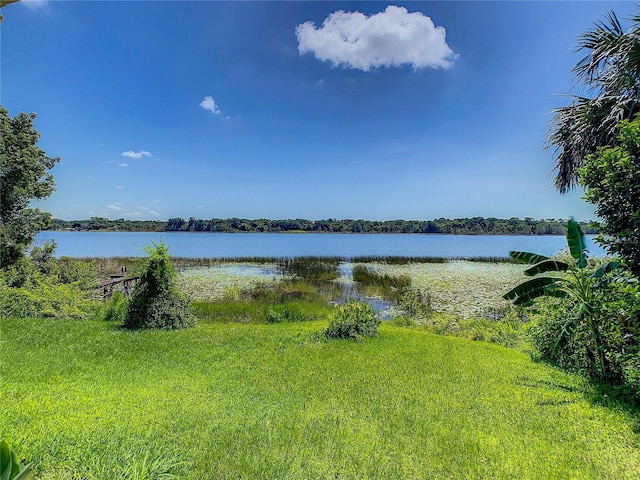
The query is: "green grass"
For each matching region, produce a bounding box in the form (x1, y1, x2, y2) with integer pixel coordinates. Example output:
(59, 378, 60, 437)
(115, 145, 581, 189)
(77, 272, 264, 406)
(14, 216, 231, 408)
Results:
(192, 300, 333, 324)
(2, 316, 640, 479)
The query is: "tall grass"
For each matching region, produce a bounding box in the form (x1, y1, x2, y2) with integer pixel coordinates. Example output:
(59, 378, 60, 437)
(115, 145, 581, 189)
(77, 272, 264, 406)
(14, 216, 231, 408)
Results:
(75, 255, 514, 272)
(277, 257, 341, 283)
(352, 255, 449, 264)
(352, 264, 411, 304)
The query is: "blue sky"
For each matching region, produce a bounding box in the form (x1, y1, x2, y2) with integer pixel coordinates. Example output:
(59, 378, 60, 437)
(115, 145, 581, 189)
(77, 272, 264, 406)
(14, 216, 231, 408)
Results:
(2, 1, 635, 221)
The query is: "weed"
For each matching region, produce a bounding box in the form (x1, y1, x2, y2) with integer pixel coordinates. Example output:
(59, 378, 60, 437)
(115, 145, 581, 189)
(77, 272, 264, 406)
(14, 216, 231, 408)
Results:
(324, 300, 380, 339)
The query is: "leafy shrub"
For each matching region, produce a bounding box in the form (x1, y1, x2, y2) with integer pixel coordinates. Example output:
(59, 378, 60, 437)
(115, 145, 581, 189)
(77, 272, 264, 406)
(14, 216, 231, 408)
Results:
(420, 313, 464, 337)
(0, 279, 96, 319)
(266, 306, 293, 323)
(461, 312, 530, 348)
(99, 291, 127, 322)
(593, 281, 640, 394)
(56, 256, 99, 289)
(0, 242, 99, 319)
(390, 315, 416, 327)
(529, 296, 587, 373)
(399, 287, 434, 320)
(265, 304, 315, 323)
(124, 241, 195, 329)
(579, 116, 640, 278)
(222, 285, 240, 301)
(324, 301, 380, 340)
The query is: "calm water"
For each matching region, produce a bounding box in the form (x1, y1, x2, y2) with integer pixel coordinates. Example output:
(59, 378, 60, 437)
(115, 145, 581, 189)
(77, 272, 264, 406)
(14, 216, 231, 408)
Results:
(35, 231, 607, 259)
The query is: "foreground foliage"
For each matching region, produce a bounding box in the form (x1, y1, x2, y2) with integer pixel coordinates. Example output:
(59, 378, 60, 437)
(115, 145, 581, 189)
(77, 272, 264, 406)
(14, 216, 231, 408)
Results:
(2, 317, 639, 479)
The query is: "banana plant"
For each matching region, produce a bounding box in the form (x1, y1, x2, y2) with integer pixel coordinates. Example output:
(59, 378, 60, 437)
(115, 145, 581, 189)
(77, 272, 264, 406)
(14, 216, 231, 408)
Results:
(0, 440, 34, 480)
(504, 218, 622, 380)
(504, 218, 590, 306)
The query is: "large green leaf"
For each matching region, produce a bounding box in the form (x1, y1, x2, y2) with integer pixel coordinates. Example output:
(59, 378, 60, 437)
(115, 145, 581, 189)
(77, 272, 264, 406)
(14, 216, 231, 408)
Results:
(524, 260, 570, 276)
(0, 440, 33, 480)
(567, 218, 587, 268)
(509, 251, 550, 265)
(503, 277, 560, 306)
(12, 466, 34, 480)
(1, 440, 10, 480)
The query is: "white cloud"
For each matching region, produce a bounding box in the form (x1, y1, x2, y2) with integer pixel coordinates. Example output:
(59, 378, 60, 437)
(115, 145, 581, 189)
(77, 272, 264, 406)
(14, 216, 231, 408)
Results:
(22, 0, 48, 10)
(200, 96, 221, 114)
(149, 211, 160, 217)
(116, 186, 124, 190)
(108, 203, 122, 211)
(296, 5, 457, 72)
(122, 150, 152, 159)
(118, 162, 128, 167)
(90, 211, 111, 217)
(123, 212, 143, 218)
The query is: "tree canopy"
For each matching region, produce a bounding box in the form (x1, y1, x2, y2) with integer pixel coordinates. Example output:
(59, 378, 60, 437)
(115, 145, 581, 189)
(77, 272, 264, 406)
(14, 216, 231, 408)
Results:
(0, 106, 59, 268)
(580, 116, 640, 277)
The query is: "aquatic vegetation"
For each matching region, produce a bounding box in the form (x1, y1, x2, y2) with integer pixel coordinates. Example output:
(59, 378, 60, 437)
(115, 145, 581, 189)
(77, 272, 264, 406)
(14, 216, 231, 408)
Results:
(278, 256, 341, 283)
(362, 261, 524, 319)
(176, 263, 284, 302)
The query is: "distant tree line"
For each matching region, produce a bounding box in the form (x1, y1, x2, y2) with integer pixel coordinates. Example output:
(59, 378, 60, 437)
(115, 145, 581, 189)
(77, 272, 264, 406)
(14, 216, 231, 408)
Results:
(50, 217, 164, 232)
(49, 216, 599, 235)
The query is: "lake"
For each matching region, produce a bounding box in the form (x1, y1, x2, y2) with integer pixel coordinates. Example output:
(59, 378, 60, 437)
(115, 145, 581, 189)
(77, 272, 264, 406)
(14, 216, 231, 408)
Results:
(35, 231, 607, 259)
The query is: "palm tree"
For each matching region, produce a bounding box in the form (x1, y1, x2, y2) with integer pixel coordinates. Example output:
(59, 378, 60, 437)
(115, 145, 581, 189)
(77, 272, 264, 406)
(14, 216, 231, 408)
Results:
(548, 9, 640, 193)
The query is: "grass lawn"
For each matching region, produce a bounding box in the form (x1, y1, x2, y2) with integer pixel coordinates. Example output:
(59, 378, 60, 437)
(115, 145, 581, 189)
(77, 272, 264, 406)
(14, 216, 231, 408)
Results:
(1, 316, 639, 479)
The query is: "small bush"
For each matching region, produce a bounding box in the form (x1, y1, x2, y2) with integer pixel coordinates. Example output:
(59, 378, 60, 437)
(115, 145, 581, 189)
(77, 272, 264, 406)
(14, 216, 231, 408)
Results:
(99, 291, 127, 322)
(399, 288, 434, 320)
(390, 315, 416, 327)
(324, 301, 380, 340)
(56, 256, 100, 288)
(265, 304, 313, 323)
(529, 296, 587, 374)
(124, 241, 195, 329)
